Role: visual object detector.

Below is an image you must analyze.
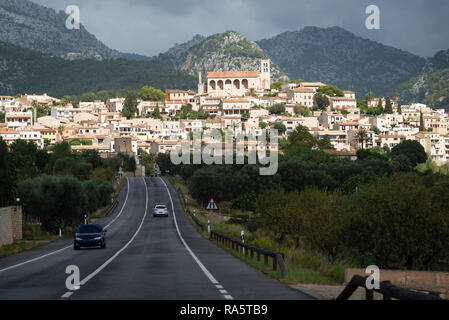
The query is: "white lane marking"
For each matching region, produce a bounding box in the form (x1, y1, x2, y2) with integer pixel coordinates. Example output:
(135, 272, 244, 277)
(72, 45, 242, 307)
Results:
(61, 291, 73, 298)
(76, 177, 149, 288)
(0, 246, 72, 274)
(224, 295, 233, 300)
(216, 285, 223, 289)
(219, 289, 228, 294)
(0, 178, 130, 275)
(159, 177, 234, 300)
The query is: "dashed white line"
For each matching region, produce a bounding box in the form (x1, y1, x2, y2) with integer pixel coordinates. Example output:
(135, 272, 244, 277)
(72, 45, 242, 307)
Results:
(0, 179, 130, 276)
(159, 177, 234, 300)
(61, 291, 73, 298)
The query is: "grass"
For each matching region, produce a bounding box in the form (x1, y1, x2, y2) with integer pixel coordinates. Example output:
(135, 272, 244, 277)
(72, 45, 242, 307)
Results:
(168, 174, 346, 285)
(0, 221, 57, 260)
(0, 241, 49, 259)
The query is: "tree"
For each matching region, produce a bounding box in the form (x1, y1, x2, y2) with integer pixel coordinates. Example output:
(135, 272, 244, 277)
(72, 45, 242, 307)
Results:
(355, 128, 369, 149)
(138, 86, 165, 101)
(270, 81, 284, 91)
(397, 101, 402, 114)
(272, 122, 286, 135)
(314, 92, 330, 110)
(420, 112, 425, 131)
(316, 135, 335, 150)
(341, 174, 449, 269)
(286, 124, 317, 150)
(0, 138, 16, 207)
(390, 140, 427, 167)
(317, 84, 344, 97)
(123, 91, 139, 119)
(377, 98, 384, 113)
(151, 104, 162, 120)
(384, 96, 393, 114)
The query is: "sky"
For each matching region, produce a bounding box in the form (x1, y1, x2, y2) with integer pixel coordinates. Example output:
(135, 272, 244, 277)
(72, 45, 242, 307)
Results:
(32, 0, 449, 58)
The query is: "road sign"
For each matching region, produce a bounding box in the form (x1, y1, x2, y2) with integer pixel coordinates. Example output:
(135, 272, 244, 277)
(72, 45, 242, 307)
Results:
(205, 197, 220, 211)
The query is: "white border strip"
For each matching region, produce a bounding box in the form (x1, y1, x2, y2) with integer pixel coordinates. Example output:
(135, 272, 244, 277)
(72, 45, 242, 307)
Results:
(159, 177, 233, 300)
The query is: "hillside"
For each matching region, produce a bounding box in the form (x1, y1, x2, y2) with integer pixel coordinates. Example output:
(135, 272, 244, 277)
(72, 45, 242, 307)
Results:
(0, 41, 196, 98)
(0, 0, 145, 60)
(257, 26, 425, 98)
(153, 31, 289, 81)
(397, 49, 449, 110)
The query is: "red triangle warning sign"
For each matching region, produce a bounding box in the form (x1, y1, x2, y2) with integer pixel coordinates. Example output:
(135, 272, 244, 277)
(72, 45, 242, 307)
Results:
(205, 197, 219, 211)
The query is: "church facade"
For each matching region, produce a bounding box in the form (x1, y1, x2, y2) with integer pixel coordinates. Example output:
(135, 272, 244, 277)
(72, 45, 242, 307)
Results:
(198, 59, 271, 98)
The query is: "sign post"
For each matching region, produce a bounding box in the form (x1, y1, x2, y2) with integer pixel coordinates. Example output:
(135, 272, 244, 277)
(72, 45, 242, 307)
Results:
(205, 197, 220, 232)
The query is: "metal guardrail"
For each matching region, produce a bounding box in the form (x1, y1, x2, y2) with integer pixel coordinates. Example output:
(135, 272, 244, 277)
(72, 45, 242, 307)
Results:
(210, 230, 288, 278)
(104, 197, 119, 217)
(336, 275, 444, 300)
(173, 182, 289, 279)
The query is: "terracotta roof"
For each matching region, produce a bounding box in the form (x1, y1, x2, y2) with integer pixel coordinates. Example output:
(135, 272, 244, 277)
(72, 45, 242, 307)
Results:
(292, 87, 315, 93)
(207, 71, 261, 78)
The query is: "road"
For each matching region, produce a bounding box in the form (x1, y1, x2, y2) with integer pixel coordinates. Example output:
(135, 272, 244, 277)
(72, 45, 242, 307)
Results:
(0, 177, 314, 300)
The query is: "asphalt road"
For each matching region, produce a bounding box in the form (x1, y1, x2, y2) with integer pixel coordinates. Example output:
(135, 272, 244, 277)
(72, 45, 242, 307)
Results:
(0, 177, 314, 300)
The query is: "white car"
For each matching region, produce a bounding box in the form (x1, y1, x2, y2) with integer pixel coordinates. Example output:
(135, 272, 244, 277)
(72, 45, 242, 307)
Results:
(153, 204, 169, 217)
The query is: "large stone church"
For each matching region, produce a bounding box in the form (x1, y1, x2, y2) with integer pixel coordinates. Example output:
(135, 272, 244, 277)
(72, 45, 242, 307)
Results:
(198, 59, 271, 98)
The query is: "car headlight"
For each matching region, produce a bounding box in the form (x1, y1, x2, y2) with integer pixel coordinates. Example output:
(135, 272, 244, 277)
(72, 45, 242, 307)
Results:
(94, 236, 102, 240)
(75, 237, 82, 240)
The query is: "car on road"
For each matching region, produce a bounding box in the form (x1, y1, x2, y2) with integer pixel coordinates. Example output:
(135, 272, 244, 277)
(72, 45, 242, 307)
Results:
(153, 204, 169, 217)
(74, 224, 107, 250)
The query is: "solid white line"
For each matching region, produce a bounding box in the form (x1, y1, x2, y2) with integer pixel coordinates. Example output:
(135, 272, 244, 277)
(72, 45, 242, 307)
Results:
(78, 177, 148, 286)
(0, 178, 130, 275)
(0, 245, 72, 274)
(104, 178, 130, 229)
(61, 291, 73, 298)
(159, 177, 234, 300)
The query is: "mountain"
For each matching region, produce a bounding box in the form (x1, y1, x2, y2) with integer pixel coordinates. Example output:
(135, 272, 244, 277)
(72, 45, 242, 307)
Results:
(0, 0, 147, 60)
(153, 31, 289, 81)
(257, 26, 426, 98)
(398, 48, 449, 110)
(0, 41, 196, 98)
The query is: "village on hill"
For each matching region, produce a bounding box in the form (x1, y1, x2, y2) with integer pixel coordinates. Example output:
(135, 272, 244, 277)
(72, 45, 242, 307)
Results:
(0, 58, 446, 165)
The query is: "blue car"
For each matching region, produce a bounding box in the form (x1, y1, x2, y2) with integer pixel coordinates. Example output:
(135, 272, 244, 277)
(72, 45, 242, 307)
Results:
(74, 224, 107, 250)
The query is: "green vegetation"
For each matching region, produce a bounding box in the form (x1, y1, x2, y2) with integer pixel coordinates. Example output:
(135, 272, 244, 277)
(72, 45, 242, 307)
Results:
(0, 138, 137, 233)
(316, 84, 344, 97)
(159, 125, 443, 278)
(268, 103, 286, 115)
(123, 91, 139, 119)
(0, 41, 196, 98)
(314, 92, 330, 110)
(138, 86, 165, 101)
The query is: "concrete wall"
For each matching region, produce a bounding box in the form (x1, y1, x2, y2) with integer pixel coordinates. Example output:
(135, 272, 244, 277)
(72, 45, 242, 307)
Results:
(345, 268, 449, 295)
(0, 206, 22, 246)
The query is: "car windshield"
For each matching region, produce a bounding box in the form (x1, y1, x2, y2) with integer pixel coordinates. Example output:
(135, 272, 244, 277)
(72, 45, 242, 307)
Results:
(155, 205, 166, 209)
(77, 225, 102, 233)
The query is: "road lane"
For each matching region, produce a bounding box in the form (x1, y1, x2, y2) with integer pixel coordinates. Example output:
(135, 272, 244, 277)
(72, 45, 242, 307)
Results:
(70, 177, 225, 300)
(0, 176, 314, 300)
(0, 177, 146, 300)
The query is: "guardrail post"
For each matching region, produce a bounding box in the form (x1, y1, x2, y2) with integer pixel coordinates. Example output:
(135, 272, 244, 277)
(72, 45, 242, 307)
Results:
(257, 251, 260, 261)
(264, 254, 268, 266)
(250, 248, 254, 259)
(273, 255, 277, 271)
(365, 288, 374, 300)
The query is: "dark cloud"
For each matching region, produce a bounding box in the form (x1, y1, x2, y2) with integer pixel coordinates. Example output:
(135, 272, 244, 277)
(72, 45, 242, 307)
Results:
(32, 0, 449, 58)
